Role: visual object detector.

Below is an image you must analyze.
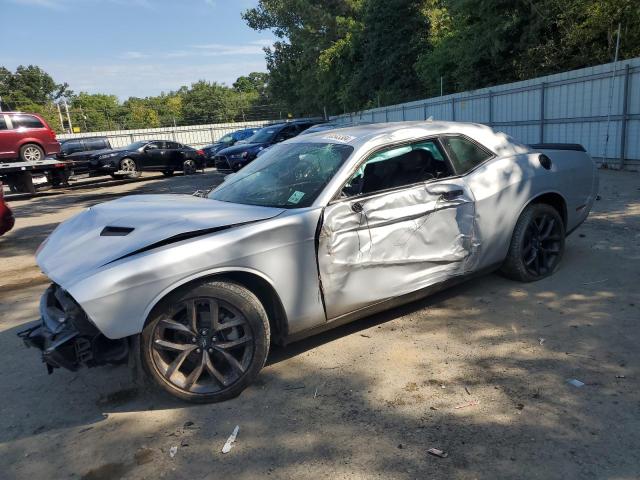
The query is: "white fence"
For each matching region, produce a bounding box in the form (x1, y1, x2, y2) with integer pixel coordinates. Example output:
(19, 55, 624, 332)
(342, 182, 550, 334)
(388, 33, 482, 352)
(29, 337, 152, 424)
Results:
(57, 120, 272, 149)
(335, 57, 640, 170)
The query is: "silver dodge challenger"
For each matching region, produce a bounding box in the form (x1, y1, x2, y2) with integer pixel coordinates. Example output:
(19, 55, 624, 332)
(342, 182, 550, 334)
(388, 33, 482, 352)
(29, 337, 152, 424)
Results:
(19, 121, 598, 402)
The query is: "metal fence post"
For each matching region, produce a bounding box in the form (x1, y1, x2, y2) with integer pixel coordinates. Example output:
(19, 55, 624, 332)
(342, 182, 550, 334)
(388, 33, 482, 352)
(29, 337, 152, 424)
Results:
(452, 97, 456, 121)
(423, 102, 428, 120)
(620, 64, 630, 170)
(539, 83, 546, 143)
(385, 108, 389, 122)
(402, 105, 406, 121)
(488, 90, 493, 126)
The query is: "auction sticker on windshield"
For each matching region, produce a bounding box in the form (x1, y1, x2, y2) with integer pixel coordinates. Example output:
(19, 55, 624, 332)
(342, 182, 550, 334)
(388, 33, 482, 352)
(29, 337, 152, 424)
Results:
(322, 133, 356, 143)
(287, 191, 305, 204)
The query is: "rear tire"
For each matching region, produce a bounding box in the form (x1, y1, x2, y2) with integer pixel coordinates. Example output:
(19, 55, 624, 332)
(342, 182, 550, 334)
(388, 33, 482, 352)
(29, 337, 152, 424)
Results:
(500, 203, 565, 282)
(20, 144, 44, 162)
(183, 159, 197, 175)
(141, 280, 270, 403)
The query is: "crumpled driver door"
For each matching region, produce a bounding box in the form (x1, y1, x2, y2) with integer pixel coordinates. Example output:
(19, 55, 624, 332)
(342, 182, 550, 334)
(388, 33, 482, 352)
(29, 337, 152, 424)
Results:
(318, 178, 479, 320)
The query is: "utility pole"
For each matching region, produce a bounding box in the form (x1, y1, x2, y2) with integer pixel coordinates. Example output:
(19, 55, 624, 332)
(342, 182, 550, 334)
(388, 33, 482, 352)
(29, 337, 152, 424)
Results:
(63, 100, 73, 133)
(602, 22, 621, 167)
(0, 96, 3, 112)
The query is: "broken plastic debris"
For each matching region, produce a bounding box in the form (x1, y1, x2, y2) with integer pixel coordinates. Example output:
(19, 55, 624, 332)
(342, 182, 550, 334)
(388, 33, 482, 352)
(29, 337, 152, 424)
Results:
(428, 448, 448, 458)
(616, 375, 626, 379)
(567, 379, 585, 388)
(221, 426, 239, 454)
(454, 401, 479, 410)
(539, 338, 545, 346)
(169, 445, 178, 458)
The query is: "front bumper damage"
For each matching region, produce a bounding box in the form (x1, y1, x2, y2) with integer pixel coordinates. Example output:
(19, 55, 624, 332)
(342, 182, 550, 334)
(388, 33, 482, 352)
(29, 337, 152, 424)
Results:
(17, 284, 129, 373)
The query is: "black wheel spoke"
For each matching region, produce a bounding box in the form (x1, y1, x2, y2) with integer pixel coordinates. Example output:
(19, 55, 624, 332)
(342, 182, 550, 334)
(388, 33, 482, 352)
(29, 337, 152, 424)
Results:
(216, 317, 245, 330)
(214, 348, 246, 374)
(159, 318, 194, 335)
(186, 301, 198, 333)
(183, 353, 206, 391)
(165, 348, 194, 380)
(540, 217, 555, 239)
(215, 335, 252, 350)
(154, 338, 194, 352)
(207, 299, 220, 330)
(204, 353, 229, 386)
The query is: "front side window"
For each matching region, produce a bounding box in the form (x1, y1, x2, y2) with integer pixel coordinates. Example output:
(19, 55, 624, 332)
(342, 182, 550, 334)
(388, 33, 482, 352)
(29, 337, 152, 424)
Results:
(11, 114, 44, 129)
(0, 115, 7, 130)
(244, 127, 279, 144)
(146, 141, 164, 150)
(341, 139, 453, 197)
(84, 138, 107, 150)
(209, 142, 353, 208)
(441, 136, 492, 174)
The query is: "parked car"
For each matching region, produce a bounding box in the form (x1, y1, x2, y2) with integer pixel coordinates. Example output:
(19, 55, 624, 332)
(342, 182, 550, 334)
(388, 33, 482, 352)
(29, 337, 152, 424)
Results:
(18, 121, 598, 403)
(201, 128, 259, 164)
(213, 120, 316, 171)
(0, 112, 60, 162)
(0, 181, 15, 236)
(81, 140, 205, 178)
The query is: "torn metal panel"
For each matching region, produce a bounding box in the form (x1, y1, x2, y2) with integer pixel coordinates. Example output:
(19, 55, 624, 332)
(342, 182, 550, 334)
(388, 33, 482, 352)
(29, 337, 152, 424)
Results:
(318, 179, 479, 319)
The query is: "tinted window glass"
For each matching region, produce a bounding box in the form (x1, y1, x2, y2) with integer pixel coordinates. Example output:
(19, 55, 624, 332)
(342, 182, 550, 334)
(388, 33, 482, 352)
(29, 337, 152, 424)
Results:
(441, 136, 491, 174)
(61, 140, 84, 154)
(84, 138, 108, 150)
(147, 141, 164, 149)
(11, 114, 44, 129)
(219, 134, 234, 143)
(209, 143, 353, 208)
(0, 116, 7, 130)
(342, 140, 452, 197)
(167, 142, 181, 149)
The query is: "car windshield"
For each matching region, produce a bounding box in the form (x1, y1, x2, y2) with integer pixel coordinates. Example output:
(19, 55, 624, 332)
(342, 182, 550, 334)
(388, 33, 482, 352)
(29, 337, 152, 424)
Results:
(126, 141, 149, 150)
(243, 126, 280, 144)
(208, 142, 353, 208)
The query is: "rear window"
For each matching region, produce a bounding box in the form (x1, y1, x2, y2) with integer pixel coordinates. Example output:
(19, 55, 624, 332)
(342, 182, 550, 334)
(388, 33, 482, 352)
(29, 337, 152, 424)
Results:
(11, 114, 44, 129)
(441, 136, 492, 174)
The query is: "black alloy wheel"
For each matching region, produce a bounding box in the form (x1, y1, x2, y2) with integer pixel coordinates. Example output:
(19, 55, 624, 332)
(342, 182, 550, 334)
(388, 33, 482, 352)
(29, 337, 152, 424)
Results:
(142, 281, 270, 402)
(500, 203, 565, 282)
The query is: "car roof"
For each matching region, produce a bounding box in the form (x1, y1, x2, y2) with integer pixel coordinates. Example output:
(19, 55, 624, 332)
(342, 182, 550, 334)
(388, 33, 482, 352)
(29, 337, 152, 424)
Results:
(288, 120, 530, 156)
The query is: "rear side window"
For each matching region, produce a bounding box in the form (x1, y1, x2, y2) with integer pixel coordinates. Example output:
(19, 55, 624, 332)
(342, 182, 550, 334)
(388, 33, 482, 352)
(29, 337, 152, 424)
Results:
(61, 140, 84, 154)
(441, 136, 492, 174)
(167, 142, 181, 149)
(0, 116, 7, 130)
(11, 114, 44, 129)
(84, 138, 108, 150)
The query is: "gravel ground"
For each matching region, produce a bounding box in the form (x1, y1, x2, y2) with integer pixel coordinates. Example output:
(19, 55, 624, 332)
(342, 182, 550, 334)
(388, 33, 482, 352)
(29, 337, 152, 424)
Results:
(0, 169, 638, 480)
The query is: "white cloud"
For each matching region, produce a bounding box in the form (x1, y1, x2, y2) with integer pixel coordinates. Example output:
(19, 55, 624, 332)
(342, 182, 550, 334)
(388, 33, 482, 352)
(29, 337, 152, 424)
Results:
(119, 51, 149, 59)
(191, 41, 272, 56)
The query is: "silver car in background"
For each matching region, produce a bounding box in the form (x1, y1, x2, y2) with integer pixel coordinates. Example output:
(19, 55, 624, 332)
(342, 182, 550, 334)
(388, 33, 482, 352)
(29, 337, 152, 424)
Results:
(19, 121, 598, 402)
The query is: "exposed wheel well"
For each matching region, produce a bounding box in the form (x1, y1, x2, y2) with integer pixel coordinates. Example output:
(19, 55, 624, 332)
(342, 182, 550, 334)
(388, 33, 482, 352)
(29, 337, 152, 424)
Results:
(530, 192, 567, 228)
(149, 272, 288, 345)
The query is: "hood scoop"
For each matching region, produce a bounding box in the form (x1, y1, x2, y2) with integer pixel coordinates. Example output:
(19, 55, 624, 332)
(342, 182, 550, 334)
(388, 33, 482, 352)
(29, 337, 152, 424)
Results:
(101, 226, 135, 236)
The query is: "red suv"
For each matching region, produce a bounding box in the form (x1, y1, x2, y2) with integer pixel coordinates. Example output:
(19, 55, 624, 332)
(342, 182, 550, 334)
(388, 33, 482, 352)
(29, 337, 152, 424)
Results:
(0, 112, 60, 162)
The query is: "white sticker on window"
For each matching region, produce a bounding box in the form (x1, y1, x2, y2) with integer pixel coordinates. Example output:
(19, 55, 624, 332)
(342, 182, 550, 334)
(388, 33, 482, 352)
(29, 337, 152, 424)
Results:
(322, 133, 356, 143)
(287, 190, 305, 204)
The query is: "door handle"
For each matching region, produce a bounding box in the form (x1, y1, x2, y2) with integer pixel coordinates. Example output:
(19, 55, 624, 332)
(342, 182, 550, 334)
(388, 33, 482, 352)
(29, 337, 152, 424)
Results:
(427, 184, 464, 201)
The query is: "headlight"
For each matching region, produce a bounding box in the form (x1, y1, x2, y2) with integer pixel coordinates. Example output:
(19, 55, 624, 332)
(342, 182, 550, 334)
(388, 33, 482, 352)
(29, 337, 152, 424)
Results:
(98, 152, 119, 160)
(241, 151, 248, 158)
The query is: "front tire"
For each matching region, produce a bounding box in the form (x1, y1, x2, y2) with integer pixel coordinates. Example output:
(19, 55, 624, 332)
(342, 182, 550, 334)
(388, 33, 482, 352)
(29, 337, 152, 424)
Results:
(20, 144, 44, 162)
(141, 280, 270, 403)
(500, 203, 565, 282)
(118, 157, 140, 179)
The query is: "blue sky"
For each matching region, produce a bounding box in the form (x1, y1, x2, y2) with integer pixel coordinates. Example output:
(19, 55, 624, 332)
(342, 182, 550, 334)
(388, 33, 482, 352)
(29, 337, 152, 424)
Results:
(1, 0, 275, 99)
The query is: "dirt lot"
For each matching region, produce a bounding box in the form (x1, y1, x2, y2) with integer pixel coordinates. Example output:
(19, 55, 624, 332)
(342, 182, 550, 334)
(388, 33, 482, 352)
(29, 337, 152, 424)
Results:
(1, 169, 639, 480)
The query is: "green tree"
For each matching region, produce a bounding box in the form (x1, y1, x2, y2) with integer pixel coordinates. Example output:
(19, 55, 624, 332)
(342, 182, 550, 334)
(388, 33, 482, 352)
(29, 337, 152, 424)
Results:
(69, 93, 120, 132)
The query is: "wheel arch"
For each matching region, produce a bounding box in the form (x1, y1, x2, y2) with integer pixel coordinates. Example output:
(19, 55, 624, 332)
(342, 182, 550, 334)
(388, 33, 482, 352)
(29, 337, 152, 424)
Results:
(143, 267, 289, 345)
(528, 191, 568, 229)
(18, 139, 45, 152)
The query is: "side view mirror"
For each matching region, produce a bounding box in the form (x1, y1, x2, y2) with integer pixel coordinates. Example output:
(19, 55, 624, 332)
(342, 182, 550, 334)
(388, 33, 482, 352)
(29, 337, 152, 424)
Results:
(427, 183, 464, 200)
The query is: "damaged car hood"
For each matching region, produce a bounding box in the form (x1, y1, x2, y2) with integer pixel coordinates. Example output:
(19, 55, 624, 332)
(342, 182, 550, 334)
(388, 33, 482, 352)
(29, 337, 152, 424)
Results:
(37, 194, 284, 286)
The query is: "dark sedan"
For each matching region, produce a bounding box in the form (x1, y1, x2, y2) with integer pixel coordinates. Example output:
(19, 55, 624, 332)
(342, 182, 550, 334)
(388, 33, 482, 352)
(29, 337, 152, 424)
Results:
(201, 128, 259, 165)
(213, 121, 316, 171)
(85, 140, 205, 178)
